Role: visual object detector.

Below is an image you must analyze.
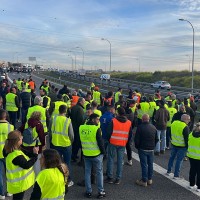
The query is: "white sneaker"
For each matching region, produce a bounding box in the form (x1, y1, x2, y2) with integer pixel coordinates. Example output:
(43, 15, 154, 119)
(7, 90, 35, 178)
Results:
(0, 195, 5, 200)
(166, 172, 173, 176)
(196, 189, 200, 192)
(126, 160, 133, 166)
(173, 176, 184, 180)
(7, 193, 13, 197)
(188, 185, 197, 190)
(68, 181, 74, 187)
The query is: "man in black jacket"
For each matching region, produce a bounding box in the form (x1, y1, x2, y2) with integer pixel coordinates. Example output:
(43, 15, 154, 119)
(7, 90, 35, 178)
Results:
(135, 114, 158, 187)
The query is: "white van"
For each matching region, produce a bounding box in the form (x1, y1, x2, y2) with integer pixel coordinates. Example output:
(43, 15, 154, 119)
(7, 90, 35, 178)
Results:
(100, 74, 110, 80)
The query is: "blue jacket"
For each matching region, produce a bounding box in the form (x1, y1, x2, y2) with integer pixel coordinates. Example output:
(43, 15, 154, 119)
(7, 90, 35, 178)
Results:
(100, 111, 114, 140)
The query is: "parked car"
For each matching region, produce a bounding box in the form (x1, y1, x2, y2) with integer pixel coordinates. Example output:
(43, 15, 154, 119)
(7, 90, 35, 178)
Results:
(100, 74, 110, 80)
(151, 81, 171, 89)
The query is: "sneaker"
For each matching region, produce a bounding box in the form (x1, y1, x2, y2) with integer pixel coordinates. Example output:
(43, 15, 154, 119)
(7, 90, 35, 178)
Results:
(126, 160, 133, 166)
(135, 179, 147, 187)
(166, 172, 173, 176)
(173, 176, 184, 180)
(154, 152, 160, 156)
(160, 150, 165, 154)
(97, 191, 106, 199)
(196, 189, 200, 192)
(0, 195, 5, 200)
(6, 193, 13, 197)
(114, 179, 121, 185)
(147, 179, 153, 185)
(68, 181, 74, 187)
(104, 177, 113, 184)
(166, 147, 170, 150)
(188, 185, 197, 190)
(85, 192, 92, 198)
(184, 157, 188, 161)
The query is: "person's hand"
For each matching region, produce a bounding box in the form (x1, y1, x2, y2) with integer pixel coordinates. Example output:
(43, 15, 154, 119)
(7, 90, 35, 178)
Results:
(33, 147, 39, 154)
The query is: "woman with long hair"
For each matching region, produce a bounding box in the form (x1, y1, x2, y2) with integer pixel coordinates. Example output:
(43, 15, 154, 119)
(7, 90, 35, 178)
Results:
(30, 149, 69, 200)
(4, 130, 38, 200)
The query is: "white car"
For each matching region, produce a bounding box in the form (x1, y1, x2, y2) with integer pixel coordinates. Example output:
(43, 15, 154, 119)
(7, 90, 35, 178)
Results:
(151, 81, 171, 89)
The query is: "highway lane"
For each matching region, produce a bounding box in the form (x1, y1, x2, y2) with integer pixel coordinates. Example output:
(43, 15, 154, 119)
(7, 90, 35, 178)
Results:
(6, 72, 200, 200)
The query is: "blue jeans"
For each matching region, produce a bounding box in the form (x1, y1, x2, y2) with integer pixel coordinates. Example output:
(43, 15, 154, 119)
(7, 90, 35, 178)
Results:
(51, 145, 72, 180)
(167, 145, 187, 177)
(107, 144, 125, 180)
(84, 154, 104, 193)
(155, 130, 166, 152)
(0, 159, 5, 196)
(138, 149, 154, 182)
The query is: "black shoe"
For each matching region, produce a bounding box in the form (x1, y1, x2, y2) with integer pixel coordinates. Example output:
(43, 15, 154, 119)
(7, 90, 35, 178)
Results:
(154, 152, 160, 156)
(77, 180, 85, 187)
(85, 192, 92, 198)
(160, 150, 165, 154)
(114, 179, 121, 185)
(97, 191, 106, 199)
(104, 177, 113, 184)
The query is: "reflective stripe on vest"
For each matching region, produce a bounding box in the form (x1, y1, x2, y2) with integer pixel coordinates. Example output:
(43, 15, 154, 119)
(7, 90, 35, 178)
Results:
(6, 150, 35, 194)
(171, 120, 186, 147)
(187, 133, 200, 160)
(51, 116, 71, 147)
(0, 123, 14, 158)
(110, 118, 131, 147)
(79, 125, 101, 156)
(36, 168, 65, 200)
(6, 93, 18, 112)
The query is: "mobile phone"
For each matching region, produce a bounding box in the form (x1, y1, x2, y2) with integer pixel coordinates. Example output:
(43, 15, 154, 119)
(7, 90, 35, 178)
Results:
(35, 140, 39, 147)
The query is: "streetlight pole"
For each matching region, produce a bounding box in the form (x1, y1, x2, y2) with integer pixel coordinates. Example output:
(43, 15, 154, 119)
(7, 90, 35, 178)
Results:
(179, 18, 195, 93)
(69, 51, 76, 70)
(101, 38, 111, 72)
(76, 47, 84, 70)
(68, 55, 74, 71)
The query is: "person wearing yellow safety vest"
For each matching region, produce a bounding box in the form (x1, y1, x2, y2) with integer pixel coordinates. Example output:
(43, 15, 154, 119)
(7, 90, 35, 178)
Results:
(50, 105, 74, 188)
(91, 101, 102, 117)
(90, 82, 95, 92)
(40, 89, 51, 110)
(62, 93, 72, 109)
(79, 113, 106, 198)
(187, 123, 200, 191)
(30, 149, 69, 200)
(92, 87, 103, 106)
(167, 114, 190, 179)
(83, 93, 92, 113)
(114, 88, 122, 103)
(49, 94, 69, 117)
(22, 111, 45, 176)
(148, 96, 157, 119)
(16, 78, 23, 91)
(0, 109, 14, 199)
(4, 130, 39, 200)
(26, 96, 49, 134)
(137, 96, 150, 126)
(184, 99, 195, 131)
(154, 99, 169, 156)
(5, 87, 20, 128)
(166, 101, 177, 149)
(106, 107, 132, 185)
(40, 82, 50, 96)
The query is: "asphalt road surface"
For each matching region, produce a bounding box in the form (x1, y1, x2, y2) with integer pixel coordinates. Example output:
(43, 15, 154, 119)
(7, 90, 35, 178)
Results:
(4, 72, 200, 200)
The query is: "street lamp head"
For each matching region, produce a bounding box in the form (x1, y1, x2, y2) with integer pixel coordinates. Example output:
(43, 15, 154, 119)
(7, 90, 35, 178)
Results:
(179, 18, 185, 21)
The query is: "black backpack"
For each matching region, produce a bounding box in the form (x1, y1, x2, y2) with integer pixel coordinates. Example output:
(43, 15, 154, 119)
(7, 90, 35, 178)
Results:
(22, 127, 38, 145)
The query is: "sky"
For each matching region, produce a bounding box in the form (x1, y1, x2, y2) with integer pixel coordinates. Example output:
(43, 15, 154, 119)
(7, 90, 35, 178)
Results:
(0, 0, 200, 72)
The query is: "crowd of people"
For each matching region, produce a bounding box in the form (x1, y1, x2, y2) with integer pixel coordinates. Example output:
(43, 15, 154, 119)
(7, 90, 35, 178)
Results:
(0, 75, 200, 199)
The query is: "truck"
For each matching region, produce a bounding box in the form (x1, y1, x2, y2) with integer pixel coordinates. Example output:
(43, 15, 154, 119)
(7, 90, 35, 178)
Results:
(77, 69, 86, 76)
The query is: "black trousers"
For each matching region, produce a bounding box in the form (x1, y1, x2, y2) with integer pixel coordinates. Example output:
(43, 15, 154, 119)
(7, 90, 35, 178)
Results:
(126, 140, 132, 161)
(8, 111, 17, 128)
(189, 158, 200, 189)
(13, 191, 25, 200)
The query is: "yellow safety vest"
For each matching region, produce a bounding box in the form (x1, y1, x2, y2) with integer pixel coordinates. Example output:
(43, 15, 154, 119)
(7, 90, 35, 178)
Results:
(129, 105, 137, 114)
(6, 93, 18, 112)
(166, 107, 177, 127)
(42, 96, 51, 109)
(51, 115, 71, 147)
(16, 80, 23, 91)
(171, 120, 187, 147)
(62, 94, 71, 108)
(114, 91, 121, 103)
(83, 101, 91, 112)
(0, 123, 14, 158)
(137, 102, 150, 119)
(93, 91, 101, 105)
(93, 109, 102, 117)
(36, 168, 65, 200)
(172, 99, 177, 108)
(52, 101, 69, 116)
(26, 89, 31, 93)
(26, 105, 47, 132)
(79, 125, 101, 156)
(187, 133, 200, 160)
(41, 86, 49, 95)
(149, 101, 156, 117)
(6, 150, 35, 194)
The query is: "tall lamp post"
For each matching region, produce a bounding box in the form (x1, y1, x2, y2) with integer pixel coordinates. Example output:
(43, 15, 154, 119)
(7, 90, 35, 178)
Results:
(185, 54, 191, 72)
(69, 51, 76, 70)
(101, 38, 111, 72)
(179, 19, 194, 93)
(76, 47, 84, 70)
(68, 55, 74, 71)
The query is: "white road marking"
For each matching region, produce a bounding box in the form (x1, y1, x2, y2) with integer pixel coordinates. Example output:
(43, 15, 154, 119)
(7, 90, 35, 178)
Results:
(132, 151, 200, 197)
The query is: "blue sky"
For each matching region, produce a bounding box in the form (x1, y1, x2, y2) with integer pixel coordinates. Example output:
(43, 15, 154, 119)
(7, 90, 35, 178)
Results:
(0, 0, 200, 72)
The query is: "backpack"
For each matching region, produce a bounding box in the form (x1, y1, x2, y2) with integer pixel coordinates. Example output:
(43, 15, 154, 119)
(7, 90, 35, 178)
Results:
(22, 127, 38, 145)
